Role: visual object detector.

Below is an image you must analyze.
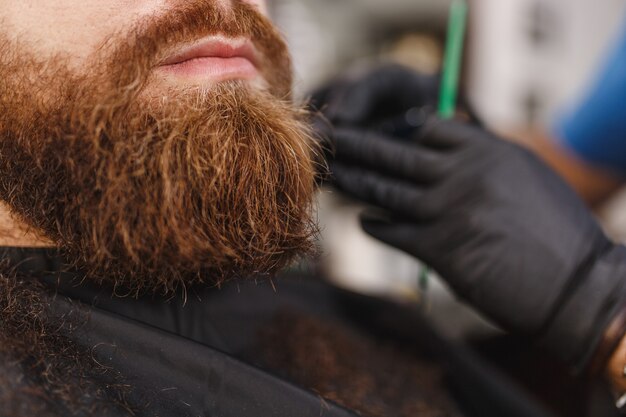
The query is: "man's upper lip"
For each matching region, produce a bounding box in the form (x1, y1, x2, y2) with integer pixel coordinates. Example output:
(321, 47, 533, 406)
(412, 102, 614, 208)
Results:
(160, 37, 258, 67)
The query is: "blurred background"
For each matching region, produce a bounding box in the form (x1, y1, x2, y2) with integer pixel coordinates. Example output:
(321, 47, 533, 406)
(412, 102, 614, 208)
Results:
(267, 0, 626, 338)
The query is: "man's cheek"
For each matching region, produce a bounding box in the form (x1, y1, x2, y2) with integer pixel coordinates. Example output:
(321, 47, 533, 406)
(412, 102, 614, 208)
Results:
(1, 2, 112, 66)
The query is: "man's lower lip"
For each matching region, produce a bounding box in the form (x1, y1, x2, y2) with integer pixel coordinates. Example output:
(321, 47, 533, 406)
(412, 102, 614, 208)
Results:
(157, 57, 258, 81)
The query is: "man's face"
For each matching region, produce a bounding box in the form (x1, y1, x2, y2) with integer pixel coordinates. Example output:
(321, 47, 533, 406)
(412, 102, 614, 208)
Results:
(0, 1, 319, 293)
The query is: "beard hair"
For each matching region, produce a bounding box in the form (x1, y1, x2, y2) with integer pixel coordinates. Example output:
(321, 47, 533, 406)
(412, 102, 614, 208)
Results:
(0, 1, 320, 294)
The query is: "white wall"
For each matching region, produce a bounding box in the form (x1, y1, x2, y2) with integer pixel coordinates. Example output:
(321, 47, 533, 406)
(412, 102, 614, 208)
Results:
(468, 0, 626, 129)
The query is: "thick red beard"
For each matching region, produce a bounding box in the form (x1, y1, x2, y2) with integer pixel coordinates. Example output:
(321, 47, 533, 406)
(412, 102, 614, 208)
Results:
(0, 1, 320, 294)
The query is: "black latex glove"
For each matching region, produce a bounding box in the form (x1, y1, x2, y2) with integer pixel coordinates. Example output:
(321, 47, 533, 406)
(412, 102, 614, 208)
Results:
(310, 64, 443, 184)
(310, 64, 441, 136)
(310, 63, 482, 139)
(329, 118, 626, 370)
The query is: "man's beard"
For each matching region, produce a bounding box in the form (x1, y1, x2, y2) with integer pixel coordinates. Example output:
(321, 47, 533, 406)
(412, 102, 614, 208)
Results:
(0, 1, 320, 294)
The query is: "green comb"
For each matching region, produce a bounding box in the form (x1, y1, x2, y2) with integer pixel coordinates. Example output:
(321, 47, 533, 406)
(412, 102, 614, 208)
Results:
(439, 0, 468, 119)
(421, 0, 468, 297)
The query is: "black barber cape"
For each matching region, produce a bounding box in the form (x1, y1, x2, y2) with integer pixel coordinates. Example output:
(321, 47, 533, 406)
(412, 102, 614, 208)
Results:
(0, 247, 554, 417)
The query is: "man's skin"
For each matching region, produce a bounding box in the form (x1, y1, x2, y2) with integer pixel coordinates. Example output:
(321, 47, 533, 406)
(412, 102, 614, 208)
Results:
(2, 0, 626, 409)
(608, 326, 626, 399)
(0, 203, 51, 247)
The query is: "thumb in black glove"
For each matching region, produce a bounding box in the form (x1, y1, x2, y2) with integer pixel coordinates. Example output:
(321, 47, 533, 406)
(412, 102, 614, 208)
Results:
(330, 118, 626, 371)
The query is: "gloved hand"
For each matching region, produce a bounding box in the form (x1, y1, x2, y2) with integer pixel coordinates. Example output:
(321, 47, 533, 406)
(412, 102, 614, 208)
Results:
(328, 118, 626, 370)
(310, 64, 440, 135)
(310, 63, 483, 138)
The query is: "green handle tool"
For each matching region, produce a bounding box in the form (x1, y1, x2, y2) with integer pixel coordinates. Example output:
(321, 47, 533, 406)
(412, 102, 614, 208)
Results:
(420, 0, 468, 295)
(439, 0, 468, 119)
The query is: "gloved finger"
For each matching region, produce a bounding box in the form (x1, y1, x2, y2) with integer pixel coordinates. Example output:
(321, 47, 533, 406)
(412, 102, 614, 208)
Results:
(359, 215, 432, 261)
(308, 78, 345, 113)
(370, 105, 436, 138)
(332, 127, 448, 183)
(417, 117, 481, 149)
(327, 66, 439, 124)
(331, 163, 439, 220)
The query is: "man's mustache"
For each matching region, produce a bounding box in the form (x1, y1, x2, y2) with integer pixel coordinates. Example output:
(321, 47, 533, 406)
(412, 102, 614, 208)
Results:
(98, 0, 289, 96)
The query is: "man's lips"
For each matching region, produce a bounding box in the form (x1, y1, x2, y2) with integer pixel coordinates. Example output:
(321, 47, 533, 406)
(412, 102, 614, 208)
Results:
(157, 37, 260, 82)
